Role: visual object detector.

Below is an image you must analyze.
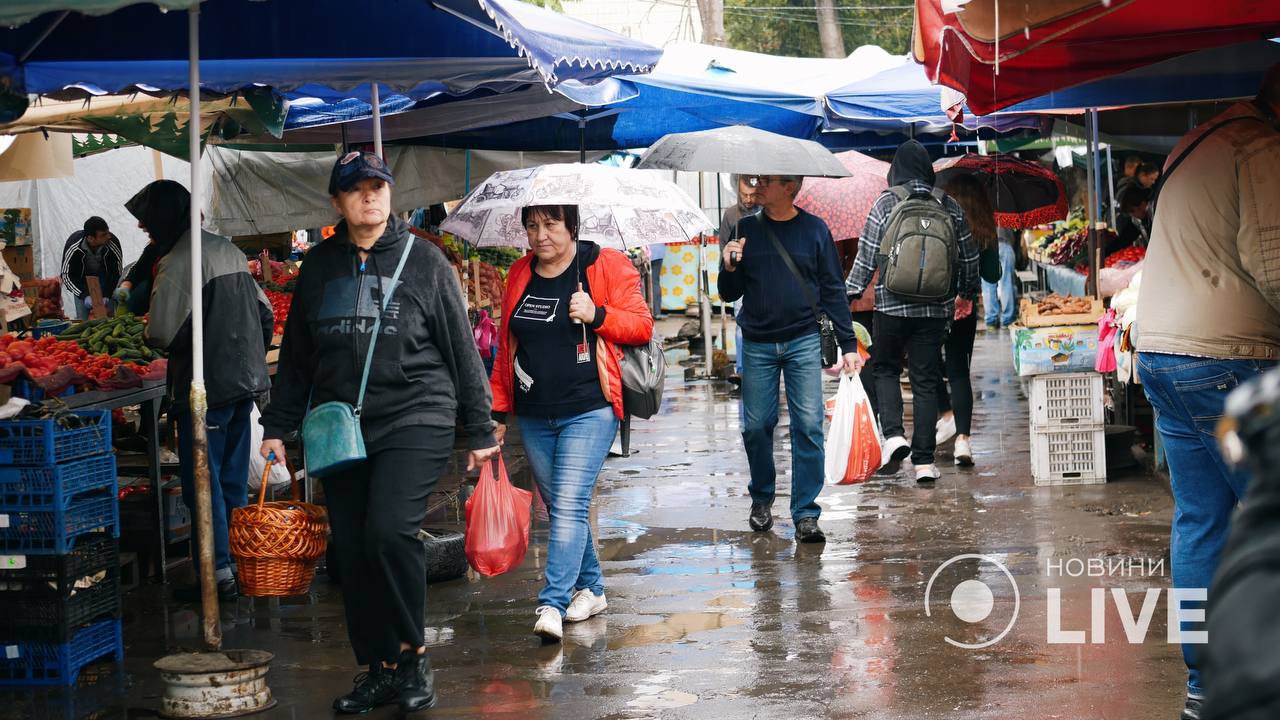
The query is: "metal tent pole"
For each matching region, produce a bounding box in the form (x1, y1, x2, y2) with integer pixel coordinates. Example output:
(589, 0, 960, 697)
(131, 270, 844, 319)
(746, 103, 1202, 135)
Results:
(698, 172, 713, 377)
(187, 4, 220, 652)
(1085, 108, 1100, 298)
(371, 83, 383, 157)
(1105, 143, 1117, 229)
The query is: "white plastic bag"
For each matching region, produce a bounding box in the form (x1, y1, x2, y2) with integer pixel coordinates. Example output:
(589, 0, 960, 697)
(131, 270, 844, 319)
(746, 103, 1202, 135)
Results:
(249, 403, 292, 495)
(824, 374, 885, 485)
(824, 375, 857, 485)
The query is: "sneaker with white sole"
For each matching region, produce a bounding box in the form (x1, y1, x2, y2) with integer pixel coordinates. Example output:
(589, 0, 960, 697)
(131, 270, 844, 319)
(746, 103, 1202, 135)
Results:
(954, 437, 974, 466)
(883, 436, 911, 464)
(533, 606, 563, 642)
(915, 464, 941, 483)
(935, 415, 957, 446)
(564, 589, 608, 622)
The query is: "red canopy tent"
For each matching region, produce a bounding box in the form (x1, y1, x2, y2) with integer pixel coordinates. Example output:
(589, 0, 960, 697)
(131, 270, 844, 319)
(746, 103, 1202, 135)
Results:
(913, 0, 1280, 116)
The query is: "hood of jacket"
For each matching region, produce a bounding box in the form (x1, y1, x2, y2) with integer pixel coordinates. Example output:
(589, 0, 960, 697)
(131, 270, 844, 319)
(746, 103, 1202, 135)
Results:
(125, 180, 191, 258)
(887, 140, 936, 187)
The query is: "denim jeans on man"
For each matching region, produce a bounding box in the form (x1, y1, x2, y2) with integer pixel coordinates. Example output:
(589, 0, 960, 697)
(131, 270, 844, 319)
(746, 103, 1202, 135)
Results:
(175, 398, 254, 578)
(740, 333, 824, 521)
(518, 406, 618, 614)
(982, 242, 1017, 327)
(1137, 352, 1276, 697)
(872, 313, 948, 465)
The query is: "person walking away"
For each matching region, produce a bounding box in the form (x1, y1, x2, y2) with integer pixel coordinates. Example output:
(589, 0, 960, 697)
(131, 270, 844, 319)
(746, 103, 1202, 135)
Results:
(720, 176, 860, 542)
(1134, 64, 1280, 720)
(127, 181, 272, 604)
(260, 152, 499, 714)
(846, 140, 980, 483)
(490, 204, 653, 642)
(980, 227, 1018, 329)
(649, 242, 666, 320)
(61, 216, 123, 320)
(847, 248, 879, 420)
(720, 175, 761, 384)
(935, 174, 1002, 466)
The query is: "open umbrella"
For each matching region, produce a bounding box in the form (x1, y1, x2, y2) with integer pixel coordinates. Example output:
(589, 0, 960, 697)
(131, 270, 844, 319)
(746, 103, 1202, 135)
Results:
(440, 163, 712, 249)
(635, 125, 850, 177)
(794, 150, 889, 240)
(934, 154, 1067, 229)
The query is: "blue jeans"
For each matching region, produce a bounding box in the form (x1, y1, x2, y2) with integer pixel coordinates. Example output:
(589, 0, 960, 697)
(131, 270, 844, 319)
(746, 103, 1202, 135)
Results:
(175, 398, 254, 574)
(740, 333, 824, 521)
(1137, 352, 1275, 697)
(982, 242, 1017, 326)
(518, 406, 618, 614)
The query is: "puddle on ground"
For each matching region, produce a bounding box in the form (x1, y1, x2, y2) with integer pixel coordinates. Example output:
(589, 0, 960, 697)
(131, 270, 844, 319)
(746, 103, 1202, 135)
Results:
(608, 612, 743, 650)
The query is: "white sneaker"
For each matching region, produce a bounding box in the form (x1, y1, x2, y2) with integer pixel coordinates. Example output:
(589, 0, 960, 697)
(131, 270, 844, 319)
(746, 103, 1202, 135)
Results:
(935, 415, 957, 445)
(564, 589, 608, 623)
(954, 437, 974, 466)
(915, 464, 941, 483)
(884, 436, 911, 464)
(533, 606, 563, 642)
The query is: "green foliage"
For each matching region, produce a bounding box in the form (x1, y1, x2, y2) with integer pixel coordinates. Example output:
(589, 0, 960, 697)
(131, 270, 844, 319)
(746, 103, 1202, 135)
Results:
(723, 0, 913, 58)
(525, 0, 563, 11)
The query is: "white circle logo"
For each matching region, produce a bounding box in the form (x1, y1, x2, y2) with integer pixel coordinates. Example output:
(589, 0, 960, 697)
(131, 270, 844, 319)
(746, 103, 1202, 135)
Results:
(925, 554, 1021, 649)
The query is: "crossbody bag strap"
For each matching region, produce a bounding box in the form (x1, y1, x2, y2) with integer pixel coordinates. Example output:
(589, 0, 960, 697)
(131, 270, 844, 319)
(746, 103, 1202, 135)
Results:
(356, 238, 415, 413)
(759, 218, 824, 326)
(1151, 114, 1264, 214)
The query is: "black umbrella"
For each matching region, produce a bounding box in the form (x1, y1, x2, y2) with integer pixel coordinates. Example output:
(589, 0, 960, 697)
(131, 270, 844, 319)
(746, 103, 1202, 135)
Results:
(934, 154, 1068, 229)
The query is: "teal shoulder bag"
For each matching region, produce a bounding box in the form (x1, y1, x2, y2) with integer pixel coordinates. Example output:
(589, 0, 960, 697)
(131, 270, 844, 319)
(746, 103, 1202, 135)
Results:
(302, 238, 414, 477)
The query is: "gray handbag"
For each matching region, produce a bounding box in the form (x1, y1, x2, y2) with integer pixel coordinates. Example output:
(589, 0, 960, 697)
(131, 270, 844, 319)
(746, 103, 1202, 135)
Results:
(620, 336, 666, 419)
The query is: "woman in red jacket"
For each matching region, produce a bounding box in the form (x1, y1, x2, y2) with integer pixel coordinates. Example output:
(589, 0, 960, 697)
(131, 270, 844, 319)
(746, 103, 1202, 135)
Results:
(491, 204, 653, 642)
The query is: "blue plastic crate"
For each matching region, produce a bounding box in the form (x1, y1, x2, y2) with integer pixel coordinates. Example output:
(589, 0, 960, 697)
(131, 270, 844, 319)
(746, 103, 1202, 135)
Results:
(0, 534, 120, 642)
(0, 490, 119, 555)
(6, 380, 76, 403)
(28, 320, 71, 340)
(0, 412, 111, 466)
(0, 618, 123, 686)
(0, 454, 115, 509)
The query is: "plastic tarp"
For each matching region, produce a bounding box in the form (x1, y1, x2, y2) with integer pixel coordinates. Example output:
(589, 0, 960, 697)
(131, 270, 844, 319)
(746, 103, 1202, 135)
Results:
(0, 0, 661, 97)
(913, 0, 1280, 115)
(0, 1, 195, 27)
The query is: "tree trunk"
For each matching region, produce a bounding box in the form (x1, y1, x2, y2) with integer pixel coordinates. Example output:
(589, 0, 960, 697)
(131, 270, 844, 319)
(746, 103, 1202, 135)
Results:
(696, 0, 726, 46)
(816, 0, 845, 58)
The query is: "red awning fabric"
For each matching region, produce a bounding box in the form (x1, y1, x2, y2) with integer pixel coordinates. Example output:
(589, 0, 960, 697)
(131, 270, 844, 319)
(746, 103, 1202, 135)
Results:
(913, 0, 1280, 116)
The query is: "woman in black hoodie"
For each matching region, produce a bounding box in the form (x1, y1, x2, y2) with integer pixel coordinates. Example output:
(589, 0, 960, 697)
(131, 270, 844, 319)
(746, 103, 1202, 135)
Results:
(260, 152, 499, 715)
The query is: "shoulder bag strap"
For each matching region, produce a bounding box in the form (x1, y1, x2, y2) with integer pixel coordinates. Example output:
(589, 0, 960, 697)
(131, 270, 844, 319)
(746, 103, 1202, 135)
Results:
(355, 237, 414, 413)
(1151, 114, 1264, 214)
(759, 218, 824, 326)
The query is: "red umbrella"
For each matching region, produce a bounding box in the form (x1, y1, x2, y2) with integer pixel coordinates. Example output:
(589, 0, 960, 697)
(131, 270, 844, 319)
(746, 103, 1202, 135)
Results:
(795, 151, 890, 240)
(913, 0, 1280, 116)
(934, 154, 1067, 229)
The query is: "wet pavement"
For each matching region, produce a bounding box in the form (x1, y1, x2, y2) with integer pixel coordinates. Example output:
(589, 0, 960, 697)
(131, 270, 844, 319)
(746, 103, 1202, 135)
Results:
(3, 322, 1187, 719)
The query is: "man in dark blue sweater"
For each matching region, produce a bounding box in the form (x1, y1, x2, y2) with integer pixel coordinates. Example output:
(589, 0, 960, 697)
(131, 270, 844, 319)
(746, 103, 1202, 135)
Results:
(720, 174, 859, 543)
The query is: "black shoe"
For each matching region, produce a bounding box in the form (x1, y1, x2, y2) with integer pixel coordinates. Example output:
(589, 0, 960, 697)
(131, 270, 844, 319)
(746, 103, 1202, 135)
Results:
(1181, 695, 1203, 720)
(795, 517, 826, 544)
(394, 650, 437, 713)
(333, 665, 401, 714)
(748, 502, 774, 532)
(173, 576, 238, 603)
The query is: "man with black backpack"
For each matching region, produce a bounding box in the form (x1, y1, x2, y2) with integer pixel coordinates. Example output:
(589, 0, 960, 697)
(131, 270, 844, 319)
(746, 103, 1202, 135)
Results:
(846, 140, 980, 483)
(720, 174, 860, 544)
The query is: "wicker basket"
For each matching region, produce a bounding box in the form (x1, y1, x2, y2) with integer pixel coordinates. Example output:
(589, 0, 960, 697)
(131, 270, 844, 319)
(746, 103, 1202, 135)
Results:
(229, 462, 329, 597)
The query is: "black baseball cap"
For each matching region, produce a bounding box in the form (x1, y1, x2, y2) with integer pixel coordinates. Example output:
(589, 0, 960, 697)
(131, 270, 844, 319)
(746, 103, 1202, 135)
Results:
(328, 151, 395, 195)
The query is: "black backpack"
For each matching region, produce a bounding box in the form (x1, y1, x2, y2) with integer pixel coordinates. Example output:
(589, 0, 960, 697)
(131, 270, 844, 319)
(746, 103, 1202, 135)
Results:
(877, 186, 959, 303)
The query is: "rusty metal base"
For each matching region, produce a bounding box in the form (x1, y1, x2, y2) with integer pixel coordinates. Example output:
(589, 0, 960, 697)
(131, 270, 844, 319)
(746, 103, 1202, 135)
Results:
(154, 650, 275, 719)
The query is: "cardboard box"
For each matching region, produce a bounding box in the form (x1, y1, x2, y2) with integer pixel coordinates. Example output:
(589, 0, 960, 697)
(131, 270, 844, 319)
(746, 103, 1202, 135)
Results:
(1018, 296, 1104, 328)
(2, 245, 34, 280)
(1011, 324, 1100, 377)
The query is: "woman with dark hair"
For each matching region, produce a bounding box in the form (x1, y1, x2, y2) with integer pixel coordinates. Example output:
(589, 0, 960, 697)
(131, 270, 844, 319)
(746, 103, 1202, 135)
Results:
(260, 152, 499, 714)
(490, 204, 653, 642)
(936, 174, 1002, 465)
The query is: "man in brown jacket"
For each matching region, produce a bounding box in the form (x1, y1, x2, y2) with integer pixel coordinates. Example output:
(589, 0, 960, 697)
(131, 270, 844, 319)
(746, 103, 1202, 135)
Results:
(1135, 64, 1280, 720)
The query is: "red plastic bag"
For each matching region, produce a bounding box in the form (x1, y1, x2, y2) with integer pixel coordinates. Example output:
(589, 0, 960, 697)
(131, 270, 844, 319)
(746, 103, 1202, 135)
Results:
(824, 374, 884, 485)
(473, 310, 497, 360)
(464, 454, 533, 576)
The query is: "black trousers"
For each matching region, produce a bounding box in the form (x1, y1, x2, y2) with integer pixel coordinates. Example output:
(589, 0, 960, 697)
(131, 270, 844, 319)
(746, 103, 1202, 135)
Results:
(851, 310, 880, 420)
(938, 313, 978, 436)
(871, 313, 948, 465)
(322, 427, 453, 666)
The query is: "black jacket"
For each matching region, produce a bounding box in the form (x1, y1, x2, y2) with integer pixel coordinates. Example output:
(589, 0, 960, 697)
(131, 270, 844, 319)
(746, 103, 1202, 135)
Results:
(61, 231, 123, 298)
(261, 217, 496, 451)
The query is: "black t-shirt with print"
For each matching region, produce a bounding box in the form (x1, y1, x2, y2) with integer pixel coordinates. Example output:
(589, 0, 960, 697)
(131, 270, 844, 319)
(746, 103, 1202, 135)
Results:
(508, 264, 609, 418)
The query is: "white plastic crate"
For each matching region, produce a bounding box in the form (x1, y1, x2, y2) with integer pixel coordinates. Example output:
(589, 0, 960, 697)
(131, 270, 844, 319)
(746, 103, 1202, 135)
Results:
(1030, 372, 1105, 428)
(1031, 426, 1107, 486)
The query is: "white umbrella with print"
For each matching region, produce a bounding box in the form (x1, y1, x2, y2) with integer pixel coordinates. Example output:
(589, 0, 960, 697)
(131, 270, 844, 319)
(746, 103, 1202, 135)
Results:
(440, 163, 714, 249)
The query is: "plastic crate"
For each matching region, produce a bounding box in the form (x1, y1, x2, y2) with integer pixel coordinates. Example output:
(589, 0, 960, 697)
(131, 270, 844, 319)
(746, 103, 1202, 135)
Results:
(1030, 372, 1105, 428)
(0, 618, 123, 686)
(0, 412, 111, 466)
(0, 490, 119, 555)
(0, 454, 116, 509)
(29, 320, 71, 340)
(0, 534, 120, 642)
(1031, 426, 1107, 486)
(7, 380, 76, 403)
